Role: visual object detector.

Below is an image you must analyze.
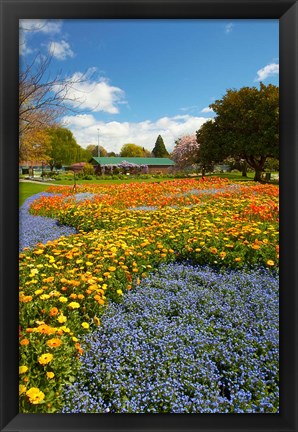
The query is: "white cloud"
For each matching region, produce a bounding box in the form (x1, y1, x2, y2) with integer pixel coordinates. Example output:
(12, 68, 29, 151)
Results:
(54, 71, 126, 114)
(179, 105, 198, 112)
(20, 20, 62, 34)
(19, 20, 63, 56)
(225, 23, 234, 34)
(254, 63, 279, 82)
(19, 34, 33, 56)
(62, 113, 210, 154)
(48, 40, 74, 60)
(201, 107, 214, 113)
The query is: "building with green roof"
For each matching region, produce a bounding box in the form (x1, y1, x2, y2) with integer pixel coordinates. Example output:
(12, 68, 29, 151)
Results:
(91, 157, 175, 174)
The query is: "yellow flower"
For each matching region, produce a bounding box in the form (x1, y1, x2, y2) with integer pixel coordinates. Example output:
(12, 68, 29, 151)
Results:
(72, 337, 79, 342)
(81, 322, 89, 329)
(116, 289, 123, 296)
(40, 294, 50, 300)
(34, 249, 44, 255)
(30, 268, 39, 276)
(34, 289, 43, 295)
(19, 384, 27, 395)
(46, 372, 55, 379)
(57, 315, 67, 323)
(19, 366, 28, 374)
(234, 257, 241, 262)
(267, 260, 275, 266)
(58, 296, 68, 303)
(38, 353, 53, 365)
(68, 302, 80, 309)
(26, 387, 45, 404)
(108, 266, 116, 272)
(93, 316, 100, 326)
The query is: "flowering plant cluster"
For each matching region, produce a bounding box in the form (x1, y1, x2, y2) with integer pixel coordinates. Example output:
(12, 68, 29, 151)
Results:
(62, 263, 279, 413)
(29, 177, 234, 215)
(19, 193, 77, 250)
(19, 177, 279, 412)
(171, 135, 200, 168)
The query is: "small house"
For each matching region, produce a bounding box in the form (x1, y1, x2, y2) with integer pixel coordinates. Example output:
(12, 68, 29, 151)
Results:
(91, 157, 175, 174)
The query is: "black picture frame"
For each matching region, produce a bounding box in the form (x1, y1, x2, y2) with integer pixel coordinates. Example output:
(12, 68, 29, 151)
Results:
(1, 0, 297, 431)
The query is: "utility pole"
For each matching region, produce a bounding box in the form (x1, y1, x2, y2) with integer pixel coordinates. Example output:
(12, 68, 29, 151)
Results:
(97, 128, 100, 158)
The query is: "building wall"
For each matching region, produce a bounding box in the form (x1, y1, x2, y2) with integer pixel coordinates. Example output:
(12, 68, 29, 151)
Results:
(147, 166, 173, 174)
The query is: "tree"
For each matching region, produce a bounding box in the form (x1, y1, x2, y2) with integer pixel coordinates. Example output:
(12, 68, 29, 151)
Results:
(47, 127, 84, 170)
(171, 135, 200, 169)
(120, 143, 149, 157)
(19, 52, 92, 161)
(152, 135, 169, 157)
(19, 126, 51, 164)
(86, 144, 108, 158)
(197, 83, 279, 181)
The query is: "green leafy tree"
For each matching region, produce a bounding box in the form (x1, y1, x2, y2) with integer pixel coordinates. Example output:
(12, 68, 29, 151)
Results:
(197, 83, 279, 181)
(120, 143, 149, 157)
(152, 135, 169, 157)
(47, 127, 85, 170)
(86, 144, 108, 158)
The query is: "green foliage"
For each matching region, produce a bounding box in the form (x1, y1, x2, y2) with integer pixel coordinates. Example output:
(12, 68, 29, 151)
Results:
(264, 157, 279, 172)
(120, 143, 149, 157)
(86, 145, 108, 158)
(47, 127, 89, 169)
(152, 135, 169, 157)
(197, 83, 279, 181)
(82, 163, 95, 176)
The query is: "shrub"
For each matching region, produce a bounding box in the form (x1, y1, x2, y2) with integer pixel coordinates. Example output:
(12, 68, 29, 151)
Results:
(62, 263, 279, 414)
(82, 163, 95, 176)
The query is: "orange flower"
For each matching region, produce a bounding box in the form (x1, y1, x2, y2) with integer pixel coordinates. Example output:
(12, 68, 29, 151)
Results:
(20, 339, 29, 346)
(46, 338, 62, 348)
(49, 307, 59, 317)
(36, 324, 56, 335)
(210, 247, 218, 254)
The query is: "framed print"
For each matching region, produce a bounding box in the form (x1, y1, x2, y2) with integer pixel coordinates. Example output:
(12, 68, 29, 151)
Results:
(1, 0, 297, 431)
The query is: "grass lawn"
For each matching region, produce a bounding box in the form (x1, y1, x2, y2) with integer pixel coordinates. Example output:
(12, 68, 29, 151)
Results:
(53, 177, 177, 186)
(19, 183, 52, 207)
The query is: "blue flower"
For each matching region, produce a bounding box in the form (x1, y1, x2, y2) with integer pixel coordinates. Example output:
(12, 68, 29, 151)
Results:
(62, 263, 279, 413)
(19, 192, 77, 250)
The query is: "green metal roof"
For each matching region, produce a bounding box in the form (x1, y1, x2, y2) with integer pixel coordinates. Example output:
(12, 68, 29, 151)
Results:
(91, 157, 175, 166)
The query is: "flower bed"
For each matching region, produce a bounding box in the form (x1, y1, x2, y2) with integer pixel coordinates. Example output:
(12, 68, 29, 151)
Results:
(62, 263, 279, 413)
(19, 193, 77, 251)
(19, 178, 279, 413)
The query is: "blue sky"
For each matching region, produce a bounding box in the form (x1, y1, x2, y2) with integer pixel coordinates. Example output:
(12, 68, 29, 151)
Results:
(20, 19, 279, 153)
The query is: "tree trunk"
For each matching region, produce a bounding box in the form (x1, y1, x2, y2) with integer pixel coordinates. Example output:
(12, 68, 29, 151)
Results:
(246, 156, 266, 182)
(241, 161, 247, 177)
(254, 170, 262, 182)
